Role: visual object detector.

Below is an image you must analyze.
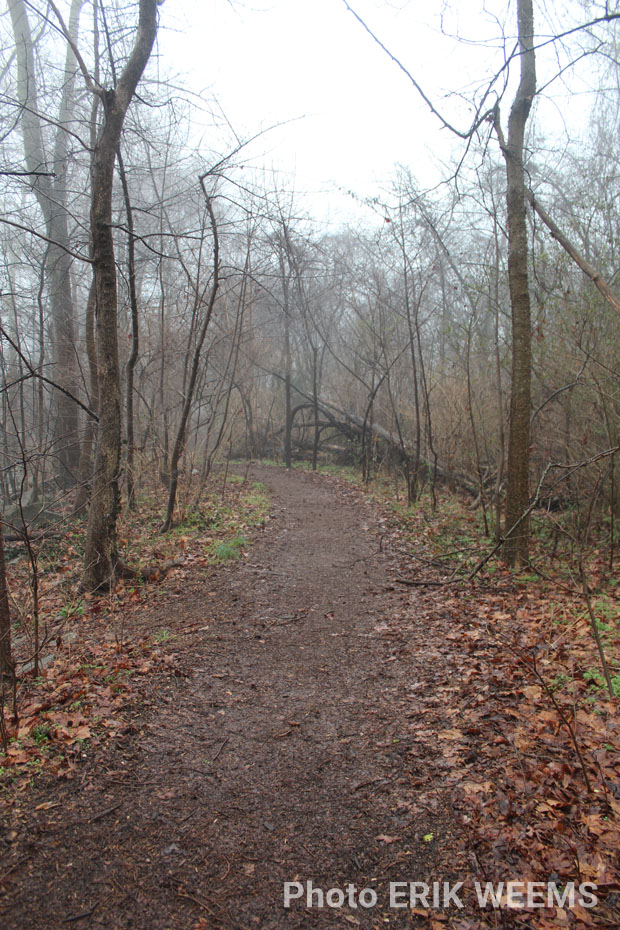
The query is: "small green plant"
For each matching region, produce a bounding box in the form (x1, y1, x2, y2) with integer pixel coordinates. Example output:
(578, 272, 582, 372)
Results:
(584, 668, 604, 690)
(594, 617, 613, 634)
(584, 668, 620, 698)
(549, 672, 571, 692)
(176, 508, 209, 531)
(241, 483, 270, 522)
(215, 542, 238, 560)
(589, 595, 619, 623)
(153, 628, 174, 644)
(213, 534, 247, 561)
(24, 757, 43, 771)
(58, 599, 85, 620)
(32, 723, 52, 746)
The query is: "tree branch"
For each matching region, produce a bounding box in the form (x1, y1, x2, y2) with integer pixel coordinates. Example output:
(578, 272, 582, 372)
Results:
(46, 0, 101, 96)
(341, 0, 495, 139)
(0, 325, 98, 421)
(527, 189, 620, 320)
(0, 217, 91, 262)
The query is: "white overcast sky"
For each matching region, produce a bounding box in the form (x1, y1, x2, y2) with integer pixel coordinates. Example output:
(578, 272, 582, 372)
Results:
(155, 0, 598, 223)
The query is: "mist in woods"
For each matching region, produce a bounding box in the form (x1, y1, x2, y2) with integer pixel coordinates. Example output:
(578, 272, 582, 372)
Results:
(0, 0, 619, 605)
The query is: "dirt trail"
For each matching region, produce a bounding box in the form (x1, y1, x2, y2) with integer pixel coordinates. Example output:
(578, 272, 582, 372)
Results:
(1, 467, 470, 930)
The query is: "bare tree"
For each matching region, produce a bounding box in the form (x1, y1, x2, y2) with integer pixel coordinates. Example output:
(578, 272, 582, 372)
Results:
(81, 0, 160, 591)
(0, 519, 14, 683)
(493, 0, 536, 567)
(161, 187, 220, 532)
(7, 0, 85, 487)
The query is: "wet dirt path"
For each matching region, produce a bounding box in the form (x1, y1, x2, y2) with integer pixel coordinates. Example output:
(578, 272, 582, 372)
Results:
(2, 467, 467, 930)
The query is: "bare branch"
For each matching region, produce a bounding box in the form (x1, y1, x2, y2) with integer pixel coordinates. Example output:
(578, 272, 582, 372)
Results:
(341, 0, 495, 139)
(0, 217, 91, 262)
(0, 325, 98, 421)
(527, 189, 620, 319)
(41, 0, 102, 96)
(0, 169, 55, 177)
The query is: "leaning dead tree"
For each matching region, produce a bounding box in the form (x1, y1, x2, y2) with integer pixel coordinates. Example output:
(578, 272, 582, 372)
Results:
(527, 189, 620, 320)
(289, 397, 480, 496)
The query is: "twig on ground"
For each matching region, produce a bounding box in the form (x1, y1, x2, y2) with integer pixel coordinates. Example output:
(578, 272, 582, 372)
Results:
(211, 736, 229, 763)
(579, 560, 616, 702)
(263, 613, 306, 631)
(88, 802, 122, 824)
(62, 904, 98, 923)
(508, 645, 594, 794)
(395, 575, 448, 587)
(176, 889, 217, 916)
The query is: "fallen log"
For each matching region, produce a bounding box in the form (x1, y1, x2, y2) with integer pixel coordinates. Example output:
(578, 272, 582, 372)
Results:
(290, 397, 481, 496)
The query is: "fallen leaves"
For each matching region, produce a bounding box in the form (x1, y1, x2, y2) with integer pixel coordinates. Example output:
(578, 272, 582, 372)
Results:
(1, 479, 271, 796)
(2, 473, 619, 930)
(373, 487, 620, 929)
(0, 637, 181, 792)
(437, 729, 464, 741)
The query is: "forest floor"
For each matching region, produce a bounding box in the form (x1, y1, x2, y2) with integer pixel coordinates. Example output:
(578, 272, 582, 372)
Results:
(1, 465, 618, 930)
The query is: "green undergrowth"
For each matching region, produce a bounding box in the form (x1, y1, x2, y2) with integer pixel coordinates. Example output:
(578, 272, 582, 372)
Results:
(290, 460, 362, 483)
(126, 475, 271, 571)
(253, 456, 362, 484)
(211, 534, 248, 561)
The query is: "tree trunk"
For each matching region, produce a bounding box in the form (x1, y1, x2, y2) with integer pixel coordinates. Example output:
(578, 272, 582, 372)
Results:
(312, 345, 320, 470)
(161, 193, 219, 533)
(74, 281, 99, 513)
(496, 0, 536, 567)
(117, 148, 140, 509)
(0, 520, 14, 683)
(283, 295, 293, 469)
(399, 207, 421, 502)
(8, 0, 83, 486)
(81, 0, 159, 591)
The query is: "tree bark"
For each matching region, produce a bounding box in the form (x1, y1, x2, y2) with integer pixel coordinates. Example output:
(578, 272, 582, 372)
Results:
(81, 0, 158, 591)
(74, 281, 99, 513)
(0, 519, 14, 683)
(282, 280, 293, 469)
(496, 0, 536, 567)
(117, 147, 140, 509)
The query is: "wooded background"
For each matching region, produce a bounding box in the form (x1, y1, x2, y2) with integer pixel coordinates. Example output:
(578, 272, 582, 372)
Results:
(1, 0, 620, 614)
